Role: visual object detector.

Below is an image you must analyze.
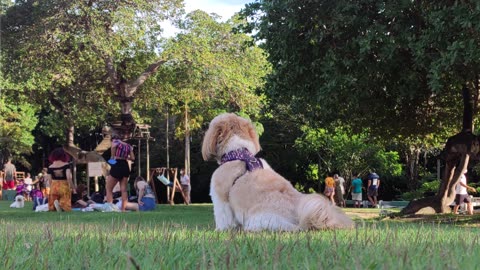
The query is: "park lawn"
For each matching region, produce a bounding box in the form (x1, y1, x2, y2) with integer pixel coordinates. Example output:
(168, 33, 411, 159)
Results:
(1, 201, 479, 270)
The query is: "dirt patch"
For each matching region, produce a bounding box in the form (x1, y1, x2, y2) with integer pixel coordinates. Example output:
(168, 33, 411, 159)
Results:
(343, 210, 381, 219)
(342, 208, 480, 226)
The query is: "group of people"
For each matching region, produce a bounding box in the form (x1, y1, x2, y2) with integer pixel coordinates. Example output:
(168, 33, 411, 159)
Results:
(324, 172, 381, 208)
(1, 159, 50, 201)
(45, 137, 159, 212)
(3, 131, 192, 212)
(325, 170, 477, 214)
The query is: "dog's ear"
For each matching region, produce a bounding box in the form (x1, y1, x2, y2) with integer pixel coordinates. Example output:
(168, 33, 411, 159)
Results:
(246, 120, 261, 153)
(202, 119, 225, 161)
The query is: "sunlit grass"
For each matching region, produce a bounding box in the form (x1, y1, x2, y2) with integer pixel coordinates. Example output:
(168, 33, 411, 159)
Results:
(1, 201, 479, 269)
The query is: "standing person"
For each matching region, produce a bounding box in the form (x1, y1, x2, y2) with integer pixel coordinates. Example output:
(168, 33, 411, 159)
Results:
(324, 176, 336, 204)
(367, 172, 380, 207)
(23, 173, 34, 201)
(180, 168, 191, 204)
(350, 174, 363, 208)
(333, 174, 346, 207)
(3, 158, 17, 190)
(46, 148, 76, 212)
(106, 133, 135, 212)
(453, 170, 476, 215)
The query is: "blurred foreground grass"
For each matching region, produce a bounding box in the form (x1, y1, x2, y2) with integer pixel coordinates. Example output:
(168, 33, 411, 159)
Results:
(1, 201, 479, 270)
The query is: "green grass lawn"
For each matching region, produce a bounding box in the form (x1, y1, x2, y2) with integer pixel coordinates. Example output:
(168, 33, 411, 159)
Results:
(1, 201, 479, 270)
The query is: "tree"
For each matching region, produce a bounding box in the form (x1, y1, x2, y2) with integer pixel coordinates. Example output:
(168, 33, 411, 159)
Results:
(295, 126, 402, 190)
(75, 0, 184, 134)
(1, 0, 114, 149)
(242, 1, 480, 214)
(0, 95, 38, 167)
(156, 10, 271, 173)
(1, 0, 184, 146)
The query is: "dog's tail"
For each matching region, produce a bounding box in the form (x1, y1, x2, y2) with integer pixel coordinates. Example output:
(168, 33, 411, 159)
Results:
(297, 194, 354, 230)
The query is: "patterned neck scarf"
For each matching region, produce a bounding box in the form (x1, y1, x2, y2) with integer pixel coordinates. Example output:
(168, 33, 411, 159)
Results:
(221, 148, 263, 172)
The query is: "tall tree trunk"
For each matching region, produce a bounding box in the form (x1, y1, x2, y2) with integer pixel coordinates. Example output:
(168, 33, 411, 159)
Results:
(405, 146, 420, 190)
(65, 124, 77, 186)
(184, 103, 190, 175)
(105, 56, 166, 136)
(401, 85, 479, 215)
(166, 107, 170, 169)
(66, 124, 75, 148)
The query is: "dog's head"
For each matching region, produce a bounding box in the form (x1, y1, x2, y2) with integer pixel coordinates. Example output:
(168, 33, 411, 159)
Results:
(16, 195, 25, 202)
(202, 113, 261, 162)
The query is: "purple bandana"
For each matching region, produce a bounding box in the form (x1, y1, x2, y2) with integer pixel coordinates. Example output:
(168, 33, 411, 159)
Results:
(221, 148, 263, 172)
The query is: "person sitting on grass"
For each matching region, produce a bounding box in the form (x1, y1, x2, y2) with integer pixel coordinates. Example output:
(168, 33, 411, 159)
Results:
(118, 176, 156, 211)
(31, 188, 47, 211)
(71, 184, 95, 209)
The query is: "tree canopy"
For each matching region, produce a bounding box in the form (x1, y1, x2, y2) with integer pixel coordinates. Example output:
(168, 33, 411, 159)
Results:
(156, 10, 271, 137)
(242, 0, 480, 139)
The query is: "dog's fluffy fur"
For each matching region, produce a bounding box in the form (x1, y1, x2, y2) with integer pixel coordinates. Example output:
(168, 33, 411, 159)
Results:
(202, 113, 354, 231)
(10, 195, 25, 208)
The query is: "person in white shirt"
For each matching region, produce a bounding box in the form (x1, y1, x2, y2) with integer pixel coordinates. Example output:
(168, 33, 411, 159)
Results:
(24, 173, 33, 192)
(180, 168, 191, 204)
(333, 174, 346, 207)
(453, 170, 476, 215)
(367, 172, 380, 207)
(23, 173, 34, 201)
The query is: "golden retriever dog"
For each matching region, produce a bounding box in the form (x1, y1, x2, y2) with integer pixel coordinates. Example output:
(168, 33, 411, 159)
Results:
(202, 113, 354, 231)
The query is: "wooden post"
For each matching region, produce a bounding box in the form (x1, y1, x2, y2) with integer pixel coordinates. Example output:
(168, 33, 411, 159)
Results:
(146, 136, 150, 181)
(137, 139, 141, 177)
(72, 160, 77, 186)
(94, 176, 99, 192)
(185, 103, 190, 175)
(166, 109, 170, 169)
(167, 168, 188, 205)
(87, 163, 90, 196)
(149, 168, 159, 204)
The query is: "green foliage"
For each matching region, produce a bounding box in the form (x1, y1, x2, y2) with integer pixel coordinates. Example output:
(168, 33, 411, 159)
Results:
(295, 126, 403, 182)
(241, 0, 480, 142)
(0, 97, 38, 166)
(153, 10, 271, 139)
(1, 0, 184, 142)
(401, 179, 440, 201)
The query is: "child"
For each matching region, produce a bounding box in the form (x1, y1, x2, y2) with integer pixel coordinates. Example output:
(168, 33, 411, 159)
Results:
(31, 188, 47, 211)
(24, 173, 34, 200)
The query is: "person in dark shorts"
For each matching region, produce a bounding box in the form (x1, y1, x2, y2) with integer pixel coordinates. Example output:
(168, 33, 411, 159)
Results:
(105, 133, 135, 212)
(453, 170, 476, 215)
(367, 172, 380, 207)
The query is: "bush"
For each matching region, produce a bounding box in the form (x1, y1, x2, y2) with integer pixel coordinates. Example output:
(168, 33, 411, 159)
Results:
(401, 179, 440, 200)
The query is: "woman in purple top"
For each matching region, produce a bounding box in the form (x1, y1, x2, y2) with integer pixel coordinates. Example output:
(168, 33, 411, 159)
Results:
(105, 133, 135, 212)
